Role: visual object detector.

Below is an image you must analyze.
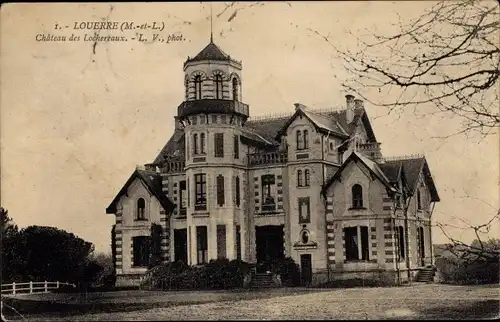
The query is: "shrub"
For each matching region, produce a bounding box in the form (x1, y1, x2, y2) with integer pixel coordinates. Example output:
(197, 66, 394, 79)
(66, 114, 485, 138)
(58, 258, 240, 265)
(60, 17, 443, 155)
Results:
(270, 257, 301, 286)
(436, 256, 499, 285)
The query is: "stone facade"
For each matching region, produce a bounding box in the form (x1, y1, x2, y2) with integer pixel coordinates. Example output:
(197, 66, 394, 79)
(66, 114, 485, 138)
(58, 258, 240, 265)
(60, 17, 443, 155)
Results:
(106, 41, 440, 286)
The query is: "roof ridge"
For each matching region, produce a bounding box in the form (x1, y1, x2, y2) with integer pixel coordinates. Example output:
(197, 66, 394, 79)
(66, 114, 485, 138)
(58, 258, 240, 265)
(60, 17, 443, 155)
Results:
(383, 154, 425, 162)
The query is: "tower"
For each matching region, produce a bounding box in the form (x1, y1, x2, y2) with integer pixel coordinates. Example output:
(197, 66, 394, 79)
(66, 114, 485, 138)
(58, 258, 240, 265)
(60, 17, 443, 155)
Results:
(176, 40, 250, 265)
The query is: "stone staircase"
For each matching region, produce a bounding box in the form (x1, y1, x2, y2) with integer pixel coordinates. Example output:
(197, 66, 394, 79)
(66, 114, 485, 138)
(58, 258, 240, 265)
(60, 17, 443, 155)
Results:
(415, 266, 436, 283)
(250, 273, 277, 288)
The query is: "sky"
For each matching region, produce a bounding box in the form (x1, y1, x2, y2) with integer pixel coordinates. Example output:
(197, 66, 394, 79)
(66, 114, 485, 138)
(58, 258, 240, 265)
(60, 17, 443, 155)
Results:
(1, 2, 498, 254)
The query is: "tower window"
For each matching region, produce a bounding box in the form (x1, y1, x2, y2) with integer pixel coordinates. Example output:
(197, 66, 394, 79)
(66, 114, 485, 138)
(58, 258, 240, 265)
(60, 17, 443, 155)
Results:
(296, 130, 309, 150)
(235, 176, 240, 207)
(194, 75, 202, 99)
(194, 173, 207, 211)
(193, 133, 199, 155)
(296, 130, 302, 150)
(304, 169, 310, 186)
(136, 198, 146, 220)
(297, 170, 303, 187)
(215, 75, 223, 99)
(304, 130, 309, 149)
(185, 78, 189, 100)
(216, 175, 225, 206)
(200, 133, 205, 154)
(234, 135, 239, 159)
(352, 184, 363, 209)
(232, 78, 239, 101)
(215, 133, 224, 157)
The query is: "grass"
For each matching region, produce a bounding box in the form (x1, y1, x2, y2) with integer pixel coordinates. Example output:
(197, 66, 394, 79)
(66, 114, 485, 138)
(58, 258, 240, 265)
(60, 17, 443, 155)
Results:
(3, 284, 499, 320)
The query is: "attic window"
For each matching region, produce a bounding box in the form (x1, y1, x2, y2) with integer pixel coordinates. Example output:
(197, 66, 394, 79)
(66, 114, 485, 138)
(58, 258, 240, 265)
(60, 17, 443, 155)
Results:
(296, 130, 309, 150)
(136, 198, 146, 220)
(352, 184, 363, 209)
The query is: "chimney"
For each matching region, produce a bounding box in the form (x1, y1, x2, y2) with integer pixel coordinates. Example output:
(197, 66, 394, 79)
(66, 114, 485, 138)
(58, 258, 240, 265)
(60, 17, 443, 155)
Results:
(294, 103, 307, 111)
(345, 94, 355, 123)
(354, 99, 364, 110)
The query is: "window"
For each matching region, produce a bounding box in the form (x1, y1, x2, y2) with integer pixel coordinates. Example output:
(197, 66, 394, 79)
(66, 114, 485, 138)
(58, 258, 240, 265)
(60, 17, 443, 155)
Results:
(352, 184, 363, 209)
(304, 130, 309, 149)
(235, 176, 240, 207)
(179, 180, 187, 215)
(132, 236, 150, 267)
(298, 197, 310, 223)
(418, 226, 425, 258)
(196, 226, 208, 264)
(261, 174, 276, 211)
(296, 130, 302, 150)
(344, 226, 369, 261)
(215, 75, 223, 99)
(192, 116, 197, 125)
(215, 133, 224, 157)
(200, 133, 205, 154)
(194, 75, 202, 99)
(297, 170, 303, 187)
(398, 226, 405, 260)
(136, 198, 146, 220)
(216, 225, 226, 259)
(301, 229, 310, 244)
(330, 142, 334, 151)
(193, 134, 199, 155)
(417, 189, 422, 210)
(221, 115, 227, 124)
(216, 175, 225, 206)
(194, 173, 207, 210)
(185, 78, 189, 100)
(232, 78, 239, 101)
(234, 135, 239, 159)
(236, 225, 241, 260)
(304, 169, 310, 186)
(212, 115, 217, 124)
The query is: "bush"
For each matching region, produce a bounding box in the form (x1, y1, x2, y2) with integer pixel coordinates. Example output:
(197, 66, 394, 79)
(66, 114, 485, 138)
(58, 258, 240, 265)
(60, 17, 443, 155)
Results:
(436, 256, 499, 285)
(146, 259, 251, 290)
(269, 257, 301, 286)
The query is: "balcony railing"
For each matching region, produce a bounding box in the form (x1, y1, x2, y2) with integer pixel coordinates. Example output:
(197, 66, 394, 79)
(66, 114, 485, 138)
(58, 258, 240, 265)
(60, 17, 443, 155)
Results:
(248, 151, 288, 166)
(357, 142, 381, 152)
(163, 160, 185, 174)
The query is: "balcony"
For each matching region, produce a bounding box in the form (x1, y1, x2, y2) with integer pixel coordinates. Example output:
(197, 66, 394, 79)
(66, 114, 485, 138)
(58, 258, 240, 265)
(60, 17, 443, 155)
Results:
(163, 160, 185, 174)
(248, 151, 288, 166)
(261, 196, 277, 213)
(177, 99, 249, 119)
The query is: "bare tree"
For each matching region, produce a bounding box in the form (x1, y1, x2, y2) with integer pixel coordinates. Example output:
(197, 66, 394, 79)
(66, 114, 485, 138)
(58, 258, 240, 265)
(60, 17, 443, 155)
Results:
(316, 0, 499, 136)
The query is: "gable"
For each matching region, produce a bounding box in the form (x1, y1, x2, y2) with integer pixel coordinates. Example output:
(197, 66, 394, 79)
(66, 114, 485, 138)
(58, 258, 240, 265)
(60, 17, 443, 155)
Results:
(106, 169, 174, 214)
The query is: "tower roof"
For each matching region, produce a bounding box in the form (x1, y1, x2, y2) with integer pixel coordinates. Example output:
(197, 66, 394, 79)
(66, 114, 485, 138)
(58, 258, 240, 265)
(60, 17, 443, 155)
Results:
(186, 41, 231, 63)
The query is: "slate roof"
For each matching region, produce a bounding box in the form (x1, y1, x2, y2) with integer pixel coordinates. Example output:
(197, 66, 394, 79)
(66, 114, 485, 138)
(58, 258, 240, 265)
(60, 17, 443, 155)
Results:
(106, 169, 175, 214)
(380, 157, 440, 202)
(152, 106, 375, 163)
(185, 42, 231, 63)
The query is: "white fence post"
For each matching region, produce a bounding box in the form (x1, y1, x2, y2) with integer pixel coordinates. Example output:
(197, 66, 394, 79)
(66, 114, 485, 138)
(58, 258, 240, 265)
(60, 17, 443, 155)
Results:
(44, 281, 48, 293)
(12, 282, 16, 295)
(30, 281, 33, 294)
(57, 281, 59, 289)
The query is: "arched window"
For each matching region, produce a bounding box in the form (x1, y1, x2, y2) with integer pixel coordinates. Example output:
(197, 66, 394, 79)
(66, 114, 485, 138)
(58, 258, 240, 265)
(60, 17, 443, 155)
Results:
(232, 78, 239, 101)
(352, 184, 363, 209)
(185, 78, 189, 100)
(137, 198, 145, 220)
(296, 130, 302, 150)
(304, 130, 309, 149)
(304, 169, 310, 186)
(417, 189, 422, 209)
(235, 176, 240, 207)
(200, 133, 205, 154)
(215, 75, 223, 99)
(297, 170, 303, 187)
(193, 133, 199, 155)
(301, 230, 309, 244)
(194, 75, 202, 99)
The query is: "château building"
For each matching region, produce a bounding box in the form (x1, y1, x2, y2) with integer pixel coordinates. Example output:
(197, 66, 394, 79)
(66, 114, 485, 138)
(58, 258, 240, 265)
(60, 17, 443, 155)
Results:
(106, 40, 440, 287)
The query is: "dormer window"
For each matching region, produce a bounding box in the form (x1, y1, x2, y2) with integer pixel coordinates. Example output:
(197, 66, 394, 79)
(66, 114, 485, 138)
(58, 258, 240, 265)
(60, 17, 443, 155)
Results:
(194, 75, 202, 99)
(215, 75, 223, 99)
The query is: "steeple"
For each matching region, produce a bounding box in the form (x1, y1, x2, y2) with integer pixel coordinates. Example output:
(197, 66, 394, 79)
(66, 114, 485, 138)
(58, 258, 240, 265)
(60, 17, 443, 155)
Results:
(210, 3, 213, 43)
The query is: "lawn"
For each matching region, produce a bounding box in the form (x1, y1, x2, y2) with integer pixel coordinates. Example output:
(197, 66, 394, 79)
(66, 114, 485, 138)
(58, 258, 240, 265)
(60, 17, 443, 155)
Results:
(3, 284, 499, 320)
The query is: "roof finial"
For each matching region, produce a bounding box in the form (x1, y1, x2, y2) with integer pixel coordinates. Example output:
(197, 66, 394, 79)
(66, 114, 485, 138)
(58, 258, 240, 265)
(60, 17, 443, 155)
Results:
(210, 3, 213, 43)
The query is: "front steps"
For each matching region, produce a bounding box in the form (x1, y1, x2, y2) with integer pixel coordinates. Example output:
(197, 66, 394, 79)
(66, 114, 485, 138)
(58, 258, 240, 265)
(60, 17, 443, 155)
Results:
(250, 273, 277, 288)
(415, 266, 436, 283)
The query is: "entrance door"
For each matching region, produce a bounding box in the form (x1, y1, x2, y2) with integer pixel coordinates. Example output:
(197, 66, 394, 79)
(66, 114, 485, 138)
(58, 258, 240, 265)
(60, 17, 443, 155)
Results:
(300, 254, 312, 285)
(255, 225, 284, 272)
(174, 229, 187, 264)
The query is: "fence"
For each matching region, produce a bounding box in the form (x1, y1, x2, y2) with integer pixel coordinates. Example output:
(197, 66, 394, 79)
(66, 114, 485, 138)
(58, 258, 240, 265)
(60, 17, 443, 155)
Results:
(1, 281, 76, 296)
